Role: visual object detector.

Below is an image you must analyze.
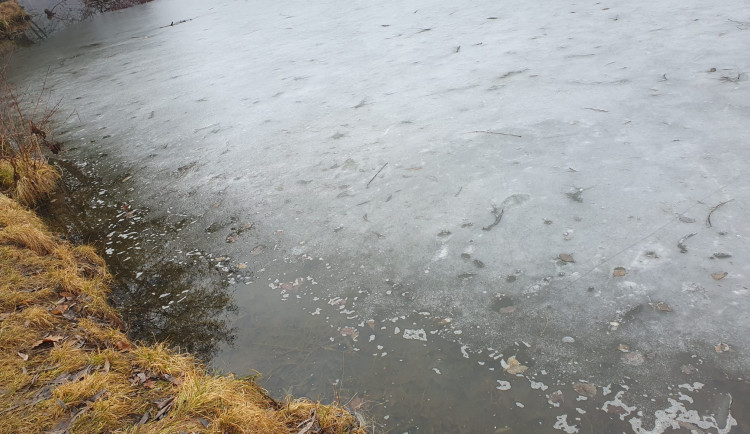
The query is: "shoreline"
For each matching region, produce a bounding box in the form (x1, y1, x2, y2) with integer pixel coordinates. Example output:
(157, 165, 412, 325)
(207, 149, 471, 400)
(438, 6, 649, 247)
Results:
(0, 191, 367, 433)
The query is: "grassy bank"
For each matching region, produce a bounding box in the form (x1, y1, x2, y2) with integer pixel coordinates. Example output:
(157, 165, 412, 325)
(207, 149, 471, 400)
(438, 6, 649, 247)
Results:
(0, 192, 366, 433)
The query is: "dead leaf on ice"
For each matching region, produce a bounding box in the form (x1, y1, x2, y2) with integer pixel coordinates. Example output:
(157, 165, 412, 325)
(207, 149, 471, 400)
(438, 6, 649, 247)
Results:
(617, 344, 630, 353)
(612, 267, 627, 277)
(650, 302, 672, 312)
(573, 383, 597, 397)
(559, 253, 574, 263)
(499, 306, 517, 314)
(503, 356, 528, 375)
(715, 343, 732, 353)
(340, 327, 358, 338)
(711, 271, 727, 280)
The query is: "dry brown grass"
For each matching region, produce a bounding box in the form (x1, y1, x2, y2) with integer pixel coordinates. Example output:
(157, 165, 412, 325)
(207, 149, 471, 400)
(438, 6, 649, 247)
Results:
(0, 73, 62, 207)
(0, 193, 367, 433)
(0, 1, 30, 40)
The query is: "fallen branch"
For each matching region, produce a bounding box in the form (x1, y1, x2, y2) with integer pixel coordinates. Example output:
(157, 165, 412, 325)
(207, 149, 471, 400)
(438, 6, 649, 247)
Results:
(366, 163, 388, 188)
(706, 199, 734, 228)
(467, 130, 522, 138)
(482, 206, 504, 231)
(677, 233, 696, 253)
(159, 18, 194, 28)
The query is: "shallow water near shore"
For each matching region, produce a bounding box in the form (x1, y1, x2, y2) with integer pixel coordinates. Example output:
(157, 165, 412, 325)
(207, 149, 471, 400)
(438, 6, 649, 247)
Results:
(14, 0, 750, 431)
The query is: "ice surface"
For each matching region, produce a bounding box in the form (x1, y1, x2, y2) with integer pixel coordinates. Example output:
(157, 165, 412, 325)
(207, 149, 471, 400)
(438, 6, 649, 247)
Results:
(8, 0, 750, 430)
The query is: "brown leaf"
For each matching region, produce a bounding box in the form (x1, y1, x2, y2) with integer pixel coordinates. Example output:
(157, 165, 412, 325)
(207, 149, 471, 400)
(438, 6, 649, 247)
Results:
(339, 327, 358, 338)
(548, 391, 564, 405)
(573, 382, 597, 397)
(617, 344, 630, 352)
(504, 356, 528, 375)
(612, 267, 627, 277)
(59, 291, 74, 298)
(711, 271, 728, 280)
(650, 302, 672, 312)
(715, 342, 732, 353)
(559, 253, 575, 263)
(114, 340, 133, 351)
(31, 335, 64, 349)
(366, 320, 375, 330)
(348, 395, 366, 411)
(142, 379, 155, 389)
(51, 305, 69, 315)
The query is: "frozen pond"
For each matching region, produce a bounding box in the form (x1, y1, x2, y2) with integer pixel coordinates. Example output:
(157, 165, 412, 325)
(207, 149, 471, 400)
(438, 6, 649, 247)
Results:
(11, 0, 750, 431)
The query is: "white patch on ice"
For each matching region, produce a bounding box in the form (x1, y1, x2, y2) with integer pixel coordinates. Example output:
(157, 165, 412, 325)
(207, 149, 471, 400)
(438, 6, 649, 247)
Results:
(432, 368, 441, 375)
(496, 380, 511, 391)
(553, 415, 579, 433)
(601, 391, 636, 421)
(629, 395, 737, 434)
(460, 345, 470, 358)
(432, 246, 449, 261)
(403, 329, 427, 341)
(678, 382, 704, 392)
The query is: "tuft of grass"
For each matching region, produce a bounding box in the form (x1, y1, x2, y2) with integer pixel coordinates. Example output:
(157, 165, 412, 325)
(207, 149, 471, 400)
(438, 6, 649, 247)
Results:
(0, 221, 57, 254)
(0, 192, 367, 433)
(1, 72, 62, 207)
(13, 160, 60, 206)
(0, 0, 30, 40)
